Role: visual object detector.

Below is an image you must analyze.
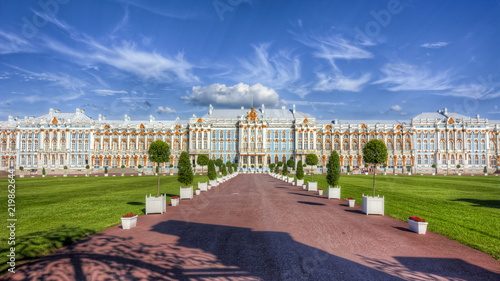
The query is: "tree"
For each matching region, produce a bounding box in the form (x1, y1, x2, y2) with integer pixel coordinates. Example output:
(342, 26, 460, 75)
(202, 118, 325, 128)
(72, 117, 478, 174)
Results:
(296, 160, 304, 180)
(220, 163, 227, 176)
(277, 161, 283, 167)
(226, 161, 233, 174)
(197, 154, 209, 175)
(274, 165, 280, 174)
(287, 159, 295, 170)
(282, 163, 288, 175)
(363, 139, 388, 197)
(269, 163, 276, 172)
(148, 140, 171, 197)
(207, 159, 216, 180)
(178, 151, 193, 187)
(104, 166, 108, 174)
(305, 154, 319, 181)
(215, 158, 223, 168)
(232, 163, 238, 172)
(326, 150, 340, 187)
(42, 167, 46, 176)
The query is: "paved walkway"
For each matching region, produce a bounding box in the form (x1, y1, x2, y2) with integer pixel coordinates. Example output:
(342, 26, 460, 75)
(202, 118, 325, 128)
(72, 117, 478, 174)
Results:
(5, 174, 499, 280)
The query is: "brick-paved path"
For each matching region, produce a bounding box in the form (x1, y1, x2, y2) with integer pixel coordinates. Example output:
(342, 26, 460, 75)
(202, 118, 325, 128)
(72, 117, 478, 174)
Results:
(4, 174, 499, 280)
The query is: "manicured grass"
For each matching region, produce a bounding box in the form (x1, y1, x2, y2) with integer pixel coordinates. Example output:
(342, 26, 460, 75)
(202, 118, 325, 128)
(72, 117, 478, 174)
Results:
(303, 174, 500, 260)
(0, 175, 209, 273)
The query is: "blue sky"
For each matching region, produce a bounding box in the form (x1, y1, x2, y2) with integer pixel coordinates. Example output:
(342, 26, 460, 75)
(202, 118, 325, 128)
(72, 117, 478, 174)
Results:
(1, 0, 499, 121)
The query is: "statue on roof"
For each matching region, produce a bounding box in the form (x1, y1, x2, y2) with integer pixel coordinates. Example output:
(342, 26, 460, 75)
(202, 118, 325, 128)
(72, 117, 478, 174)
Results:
(246, 107, 259, 121)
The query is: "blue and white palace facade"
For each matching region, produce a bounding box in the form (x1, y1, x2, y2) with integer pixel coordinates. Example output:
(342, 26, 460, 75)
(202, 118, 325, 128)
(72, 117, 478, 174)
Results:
(1, 105, 499, 174)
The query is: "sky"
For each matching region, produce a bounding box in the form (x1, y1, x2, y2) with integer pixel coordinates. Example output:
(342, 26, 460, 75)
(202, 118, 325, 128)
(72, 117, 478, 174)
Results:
(0, 0, 499, 121)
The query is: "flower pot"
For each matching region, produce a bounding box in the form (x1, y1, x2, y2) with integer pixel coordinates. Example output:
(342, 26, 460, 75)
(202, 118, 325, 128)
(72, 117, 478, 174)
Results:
(347, 199, 355, 207)
(318, 189, 324, 196)
(307, 182, 318, 192)
(362, 195, 384, 215)
(296, 179, 304, 187)
(408, 219, 428, 234)
(180, 186, 193, 200)
(145, 194, 166, 214)
(171, 198, 180, 206)
(327, 186, 341, 199)
(195, 189, 201, 195)
(302, 184, 307, 190)
(121, 215, 138, 229)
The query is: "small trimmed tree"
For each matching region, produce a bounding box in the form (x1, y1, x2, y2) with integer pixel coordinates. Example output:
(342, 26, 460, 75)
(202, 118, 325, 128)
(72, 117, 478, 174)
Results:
(42, 167, 46, 176)
(483, 166, 488, 174)
(305, 154, 319, 181)
(104, 166, 108, 174)
(177, 151, 193, 187)
(232, 163, 238, 172)
(148, 140, 171, 197)
(287, 159, 295, 170)
(282, 163, 288, 175)
(326, 150, 340, 187)
(363, 139, 388, 197)
(226, 161, 233, 174)
(220, 163, 227, 176)
(215, 158, 223, 168)
(296, 160, 304, 180)
(269, 163, 276, 173)
(197, 154, 209, 175)
(207, 159, 216, 180)
(274, 165, 280, 174)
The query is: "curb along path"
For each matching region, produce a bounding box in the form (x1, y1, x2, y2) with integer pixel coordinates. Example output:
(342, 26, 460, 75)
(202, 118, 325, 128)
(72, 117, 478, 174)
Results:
(5, 174, 499, 280)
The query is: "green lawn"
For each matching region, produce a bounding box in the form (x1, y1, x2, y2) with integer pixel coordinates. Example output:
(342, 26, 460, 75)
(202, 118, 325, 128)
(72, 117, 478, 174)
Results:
(0, 174, 499, 274)
(304, 174, 500, 260)
(0, 174, 209, 273)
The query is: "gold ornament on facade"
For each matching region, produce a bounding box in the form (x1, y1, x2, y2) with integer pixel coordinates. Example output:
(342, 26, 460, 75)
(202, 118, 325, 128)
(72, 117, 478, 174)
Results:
(246, 107, 259, 120)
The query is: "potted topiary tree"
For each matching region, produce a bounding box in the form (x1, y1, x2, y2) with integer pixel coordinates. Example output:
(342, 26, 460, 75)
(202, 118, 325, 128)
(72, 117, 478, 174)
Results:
(305, 154, 318, 191)
(104, 166, 108, 177)
(86, 164, 91, 177)
(137, 164, 143, 176)
(63, 165, 68, 177)
(431, 164, 436, 175)
(456, 164, 461, 176)
(287, 158, 295, 172)
(362, 139, 388, 215)
(42, 167, 46, 177)
(215, 158, 223, 174)
(406, 165, 411, 175)
(326, 150, 341, 199)
(207, 159, 217, 188)
(346, 165, 351, 175)
(364, 164, 369, 175)
(269, 163, 276, 175)
(227, 161, 234, 175)
(178, 151, 194, 200)
(296, 160, 304, 187)
(145, 140, 170, 214)
(232, 163, 238, 174)
(484, 166, 488, 176)
(169, 164, 174, 175)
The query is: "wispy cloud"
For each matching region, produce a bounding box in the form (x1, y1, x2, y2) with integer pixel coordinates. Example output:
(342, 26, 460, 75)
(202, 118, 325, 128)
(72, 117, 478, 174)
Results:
(33, 11, 199, 83)
(0, 30, 32, 54)
(420, 42, 449, 49)
(295, 33, 373, 92)
(374, 63, 452, 91)
(390, 105, 402, 111)
(92, 89, 128, 96)
(232, 43, 304, 95)
(182, 83, 280, 108)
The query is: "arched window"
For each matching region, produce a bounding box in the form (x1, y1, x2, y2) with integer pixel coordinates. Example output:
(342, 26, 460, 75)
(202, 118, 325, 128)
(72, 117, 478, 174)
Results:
(417, 155, 422, 165)
(334, 141, 340, 151)
(405, 140, 411, 150)
(352, 140, 358, 150)
(387, 141, 394, 151)
(396, 140, 402, 150)
(343, 141, 349, 150)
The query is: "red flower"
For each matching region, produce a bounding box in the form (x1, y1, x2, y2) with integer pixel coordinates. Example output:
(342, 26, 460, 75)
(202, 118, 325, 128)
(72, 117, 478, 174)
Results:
(318, 188, 323, 190)
(347, 197, 355, 200)
(122, 213, 137, 218)
(172, 196, 179, 199)
(409, 216, 426, 222)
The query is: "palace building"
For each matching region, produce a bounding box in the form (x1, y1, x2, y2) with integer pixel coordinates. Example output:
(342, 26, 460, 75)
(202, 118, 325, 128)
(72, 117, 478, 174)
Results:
(1, 105, 499, 174)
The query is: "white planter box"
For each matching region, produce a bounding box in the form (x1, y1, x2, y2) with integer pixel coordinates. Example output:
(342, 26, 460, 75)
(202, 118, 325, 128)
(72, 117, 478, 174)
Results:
(180, 186, 193, 200)
(121, 215, 138, 229)
(296, 179, 304, 187)
(198, 182, 208, 192)
(347, 199, 355, 207)
(327, 187, 341, 199)
(209, 180, 218, 187)
(362, 195, 384, 215)
(408, 219, 428, 234)
(287, 177, 294, 183)
(171, 198, 180, 206)
(364, 172, 369, 175)
(318, 189, 324, 196)
(307, 182, 318, 192)
(145, 195, 166, 214)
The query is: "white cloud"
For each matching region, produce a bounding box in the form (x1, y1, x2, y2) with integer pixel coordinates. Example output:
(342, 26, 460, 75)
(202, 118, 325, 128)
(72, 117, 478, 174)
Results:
(157, 106, 176, 114)
(314, 72, 371, 92)
(420, 42, 449, 49)
(390, 105, 402, 111)
(182, 83, 280, 108)
(374, 63, 452, 91)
